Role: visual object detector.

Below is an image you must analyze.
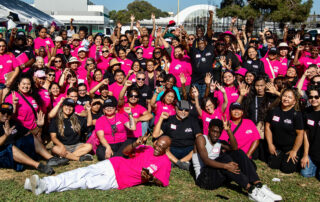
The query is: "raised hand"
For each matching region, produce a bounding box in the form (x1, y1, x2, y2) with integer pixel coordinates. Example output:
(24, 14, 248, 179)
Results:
(155, 86, 164, 94)
(297, 45, 304, 52)
(130, 14, 135, 22)
(204, 73, 213, 85)
(179, 73, 186, 85)
(84, 102, 91, 111)
(36, 111, 45, 127)
(136, 21, 141, 29)
(3, 120, 15, 136)
(12, 91, 19, 105)
(266, 82, 277, 94)
(102, 78, 109, 85)
(239, 82, 250, 96)
(216, 83, 226, 94)
(160, 112, 169, 120)
(191, 86, 199, 98)
(231, 17, 237, 24)
(209, 10, 214, 16)
(241, 24, 246, 32)
(222, 114, 231, 131)
(117, 22, 122, 29)
(125, 80, 133, 87)
(293, 34, 302, 46)
(218, 56, 227, 67)
(151, 13, 156, 21)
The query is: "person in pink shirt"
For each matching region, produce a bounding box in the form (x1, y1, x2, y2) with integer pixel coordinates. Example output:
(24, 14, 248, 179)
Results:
(49, 82, 64, 108)
(296, 64, 319, 92)
(117, 49, 133, 75)
(294, 45, 320, 73)
(89, 34, 103, 59)
(95, 96, 136, 160)
(151, 88, 178, 125)
(0, 39, 19, 85)
(125, 61, 142, 83)
(118, 80, 153, 138)
(261, 48, 283, 80)
(70, 34, 81, 57)
(108, 69, 125, 100)
(34, 70, 51, 115)
(25, 135, 172, 195)
(97, 47, 112, 71)
(88, 69, 104, 95)
(51, 36, 64, 56)
(34, 27, 54, 55)
(42, 68, 56, 91)
(219, 102, 260, 158)
(48, 55, 64, 83)
(135, 36, 155, 60)
(4, 75, 41, 130)
(277, 42, 291, 76)
(194, 85, 227, 135)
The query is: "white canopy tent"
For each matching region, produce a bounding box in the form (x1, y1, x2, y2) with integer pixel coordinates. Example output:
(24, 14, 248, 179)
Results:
(0, 0, 63, 26)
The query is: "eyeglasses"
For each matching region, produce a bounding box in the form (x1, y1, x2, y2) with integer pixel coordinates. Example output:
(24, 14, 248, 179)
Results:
(129, 94, 139, 98)
(102, 50, 109, 53)
(137, 78, 145, 81)
(48, 74, 55, 77)
(136, 52, 143, 55)
(87, 63, 94, 66)
(120, 39, 128, 42)
(188, 38, 195, 40)
(154, 51, 161, 54)
(311, 81, 320, 85)
(54, 60, 62, 63)
(309, 95, 320, 99)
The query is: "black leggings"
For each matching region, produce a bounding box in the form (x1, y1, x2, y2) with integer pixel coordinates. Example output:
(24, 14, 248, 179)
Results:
(268, 150, 300, 174)
(196, 150, 260, 190)
(96, 138, 137, 161)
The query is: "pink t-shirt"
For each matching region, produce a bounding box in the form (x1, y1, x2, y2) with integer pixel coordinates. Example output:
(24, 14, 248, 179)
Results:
(89, 44, 103, 59)
(5, 92, 39, 129)
(298, 56, 320, 72)
(214, 86, 239, 118)
(136, 46, 155, 59)
(50, 66, 63, 83)
(0, 53, 19, 83)
(119, 103, 147, 138)
(110, 145, 171, 190)
(75, 104, 85, 114)
(201, 110, 222, 135)
(71, 46, 80, 57)
(128, 73, 137, 83)
(89, 79, 102, 95)
(37, 87, 51, 114)
(261, 58, 283, 79)
(95, 114, 129, 144)
(278, 57, 289, 76)
(109, 82, 124, 100)
(219, 119, 260, 154)
(153, 101, 176, 125)
(52, 94, 65, 107)
(97, 56, 112, 71)
(169, 56, 192, 87)
(34, 37, 54, 54)
(295, 78, 310, 91)
(118, 58, 133, 75)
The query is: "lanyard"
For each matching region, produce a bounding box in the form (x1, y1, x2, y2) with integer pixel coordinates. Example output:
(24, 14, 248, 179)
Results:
(266, 58, 276, 78)
(255, 96, 258, 123)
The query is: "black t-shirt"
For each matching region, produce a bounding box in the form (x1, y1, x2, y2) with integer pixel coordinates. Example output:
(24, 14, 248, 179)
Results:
(0, 120, 29, 151)
(303, 107, 320, 162)
(242, 59, 265, 76)
(92, 111, 103, 121)
(266, 106, 304, 151)
(49, 115, 87, 145)
(77, 95, 91, 106)
(137, 84, 153, 108)
(135, 58, 147, 71)
(161, 115, 201, 147)
(103, 71, 115, 85)
(189, 44, 215, 84)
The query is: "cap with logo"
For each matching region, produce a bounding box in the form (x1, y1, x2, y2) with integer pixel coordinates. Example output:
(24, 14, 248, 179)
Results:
(62, 98, 76, 107)
(102, 96, 118, 108)
(176, 100, 191, 111)
(0, 103, 14, 115)
(268, 47, 278, 55)
(230, 102, 244, 111)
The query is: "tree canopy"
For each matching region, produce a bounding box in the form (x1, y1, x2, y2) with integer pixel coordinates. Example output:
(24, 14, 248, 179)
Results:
(109, 0, 169, 24)
(217, 0, 313, 23)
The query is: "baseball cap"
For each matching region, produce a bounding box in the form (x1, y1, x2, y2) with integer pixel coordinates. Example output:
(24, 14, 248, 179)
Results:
(102, 96, 117, 108)
(230, 102, 244, 111)
(176, 100, 191, 111)
(268, 47, 278, 55)
(54, 36, 63, 42)
(34, 70, 46, 78)
(78, 47, 88, 53)
(0, 103, 14, 115)
(16, 31, 26, 40)
(62, 98, 76, 107)
(235, 68, 247, 77)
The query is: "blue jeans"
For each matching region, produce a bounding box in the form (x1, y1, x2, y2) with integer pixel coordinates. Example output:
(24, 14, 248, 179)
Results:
(301, 156, 320, 180)
(170, 146, 194, 160)
(141, 121, 148, 136)
(193, 83, 207, 98)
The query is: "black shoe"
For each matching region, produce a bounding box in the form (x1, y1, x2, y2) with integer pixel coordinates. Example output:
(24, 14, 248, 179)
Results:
(47, 157, 69, 167)
(176, 161, 190, 171)
(79, 154, 93, 162)
(37, 163, 55, 175)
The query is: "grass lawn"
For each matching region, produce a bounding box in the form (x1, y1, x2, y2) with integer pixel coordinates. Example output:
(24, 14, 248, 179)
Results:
(1, 158, 319, 202)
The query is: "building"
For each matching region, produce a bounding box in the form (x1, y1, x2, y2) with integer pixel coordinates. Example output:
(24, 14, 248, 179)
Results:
(34, 0, 110, 34)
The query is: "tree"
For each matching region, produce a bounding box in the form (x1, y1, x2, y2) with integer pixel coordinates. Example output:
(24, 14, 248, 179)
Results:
(109, 0, 169, 24)
(217, 0, 313, 23)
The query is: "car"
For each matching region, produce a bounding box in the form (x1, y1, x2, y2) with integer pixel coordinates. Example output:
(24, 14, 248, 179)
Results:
(307, 29, 320, 41)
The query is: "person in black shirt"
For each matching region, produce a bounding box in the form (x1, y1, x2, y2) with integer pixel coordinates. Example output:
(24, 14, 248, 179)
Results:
(242, 46, 265, 76)
(0, 103, 68, 174)
(135, 48, 147, 71)
(49, 98, 93, 162)
(77, 83, 91, 106)
(134, 72, 153, 109)
(265, 88, 304, 173)
(301, 86, 320, 180)
(153, 100, 202, 170)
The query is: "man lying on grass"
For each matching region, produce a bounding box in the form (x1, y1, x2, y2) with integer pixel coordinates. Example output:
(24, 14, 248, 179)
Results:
(24, 135, 172, 195)
(192, 118, 282, 202)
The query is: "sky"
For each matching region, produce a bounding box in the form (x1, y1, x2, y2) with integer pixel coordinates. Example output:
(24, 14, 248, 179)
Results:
(22, 0, 320, 14)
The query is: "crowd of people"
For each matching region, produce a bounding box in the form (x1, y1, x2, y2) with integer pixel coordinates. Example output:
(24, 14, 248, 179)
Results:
(0, 11, 319, 201)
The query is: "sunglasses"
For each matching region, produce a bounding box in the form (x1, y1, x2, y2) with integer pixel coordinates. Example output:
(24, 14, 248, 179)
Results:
(137, 78, 145, 81)
(177, 107, 189, 112)
(129, 94, 139, 98)
(54, 60, 62, 63)
(154, 51, 161, 54)
(309, 95, 320, 99)
(0, 110, 12, 115)
(136, 52, 143, 55)
(92, 102, 102, 106)
(48, 74, 55, 77)
(311, 81, 320, 85)
(102, 50, 109, 53)
(188, 38, 195, 40)
(120, 39, 128, 42)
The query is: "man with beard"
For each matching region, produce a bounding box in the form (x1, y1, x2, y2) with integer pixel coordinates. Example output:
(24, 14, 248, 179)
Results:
(153, 100, 202, 170)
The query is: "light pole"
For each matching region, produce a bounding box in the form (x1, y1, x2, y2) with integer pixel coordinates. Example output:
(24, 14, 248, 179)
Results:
(177, 0, 180, 25)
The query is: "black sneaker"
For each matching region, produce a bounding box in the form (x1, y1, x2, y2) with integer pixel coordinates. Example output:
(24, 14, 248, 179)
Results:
(47, 157, 69, 167)
(79, 154, 93, 162)
(37, 163, 55, 175)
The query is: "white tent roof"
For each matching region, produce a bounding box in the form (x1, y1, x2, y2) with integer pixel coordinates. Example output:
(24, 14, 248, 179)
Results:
(0, 0, 63, 26)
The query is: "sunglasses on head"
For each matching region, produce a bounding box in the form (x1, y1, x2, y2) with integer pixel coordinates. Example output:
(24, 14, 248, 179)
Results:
(309, 95, 320, 99)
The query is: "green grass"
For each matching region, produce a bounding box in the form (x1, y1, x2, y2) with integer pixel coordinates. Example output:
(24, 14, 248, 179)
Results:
(1, 159, 319, 201)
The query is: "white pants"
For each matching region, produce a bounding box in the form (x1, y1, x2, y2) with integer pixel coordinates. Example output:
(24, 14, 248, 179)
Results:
(43, 160, 118, 193)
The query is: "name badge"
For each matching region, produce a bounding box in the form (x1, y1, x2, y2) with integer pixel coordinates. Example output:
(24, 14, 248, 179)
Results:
(253, 65, 258, 69)
(307, 119, 315, 126)
(170, 124, 176, 130)
(163, 106, 168, 110)
(196, 54, 201, 58)
(272, 116, 280, 122)
(247, 60, 252, 64)
(205, 52, 211, 56)
(45, 40, 51, 45)
(205, 117, 211, 122)
(0, 65, 2, 69)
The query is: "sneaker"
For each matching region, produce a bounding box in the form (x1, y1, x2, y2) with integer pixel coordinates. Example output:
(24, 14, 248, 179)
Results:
(24, 178, 31, 191)
(79, 154, 93, 162)
(37, 163, 55, 175)
(176, 161, 190, 171)
(260, 185, 282, 201)
(47, 157, 69, 167)
(249, 187, 274, 202)
(30, 175, 47, 195)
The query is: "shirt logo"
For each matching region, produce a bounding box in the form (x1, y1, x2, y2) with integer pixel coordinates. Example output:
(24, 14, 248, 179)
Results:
(133, 113, 138, 117)
(142, 93, 147, 97)
(284, 119, 292, 124)
(307, 119, 315, 126)
(272, 116, 280, 122)
(245, 130, 253, 134)
(170, 124, 176, 129)
(205, 117, 211, 122)
(116, 121, 122, 125)
(196, 54, 201, 58)
(231, 93, 238, 96)
(175, 64, 181, 70)
(253, 65, 258, 69)
(11, 128, 18, 135)
(7, 60, 12, 63)
(185, 128, 192, 133)
(147, 164, 158, 174)
(205, 52, 211, 56)
(247, 60, 252, 64)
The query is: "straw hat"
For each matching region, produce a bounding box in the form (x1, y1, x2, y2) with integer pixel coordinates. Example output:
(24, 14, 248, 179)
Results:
(67, 57, 81, 67)
(109, 58, 121, 67)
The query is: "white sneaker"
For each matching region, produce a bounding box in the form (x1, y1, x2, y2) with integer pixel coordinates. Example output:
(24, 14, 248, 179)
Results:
(24, 178, 31, 191)
(30, 175, 47, 195)
(260, 185, 282, 201)
(249, 187, 274, 202)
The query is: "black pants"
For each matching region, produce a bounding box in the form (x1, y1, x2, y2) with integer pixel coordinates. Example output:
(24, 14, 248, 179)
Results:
(96, 138, 137, 161)
(252, 139, 269, 163)
(196, 150, 260, 190)
(268, 150, 299, 174)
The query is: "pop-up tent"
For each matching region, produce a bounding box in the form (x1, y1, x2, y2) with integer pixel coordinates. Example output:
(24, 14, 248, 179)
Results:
(0, 0, 63, 26)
